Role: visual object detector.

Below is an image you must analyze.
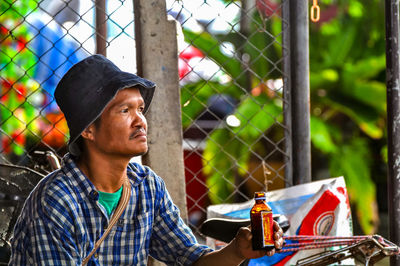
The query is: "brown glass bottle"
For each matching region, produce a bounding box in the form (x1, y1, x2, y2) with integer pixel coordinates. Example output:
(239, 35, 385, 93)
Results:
(250, 192, 274, 250)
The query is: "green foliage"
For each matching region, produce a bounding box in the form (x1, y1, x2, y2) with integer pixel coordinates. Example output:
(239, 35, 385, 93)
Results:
(181, 81, 242, 128)
(203, 93, 283, 203)
(183, 29, 245, 86)
(182, 0, 386, 233)
(0, 0, 41, 155)
(310, 116, 338, 154)
(307, 0, 385, 233)
(203, 128, 245, 203)
(0, 0, 38, 19)
(329, 138, 378, 234)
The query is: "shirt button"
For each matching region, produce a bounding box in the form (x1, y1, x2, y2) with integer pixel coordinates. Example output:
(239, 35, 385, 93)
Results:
(117, 218, 124, 227)
(90, 190, 99, 199)
(94, 253, 99, 258)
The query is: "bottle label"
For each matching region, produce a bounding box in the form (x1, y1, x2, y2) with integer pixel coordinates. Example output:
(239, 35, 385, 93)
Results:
(261, 211, 274, 247)
(254, 197, 266, 201)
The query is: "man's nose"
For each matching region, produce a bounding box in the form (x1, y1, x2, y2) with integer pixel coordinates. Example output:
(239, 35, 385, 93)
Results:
(132, 112, 147, 128)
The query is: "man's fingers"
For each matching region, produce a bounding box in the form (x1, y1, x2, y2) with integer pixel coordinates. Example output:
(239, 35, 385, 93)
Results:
(237, 226, 252, 241)
(275, 237, 284, 250)
(272, 220, 284, 250)
(238, 222, 283, 257)
(274, 231, 282, 240)
(273, 221, 283, 234)
(266, 249, 275, 256)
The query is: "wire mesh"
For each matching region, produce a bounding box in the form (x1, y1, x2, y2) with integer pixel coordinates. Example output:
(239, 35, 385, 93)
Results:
(0, 0, 290, 237)
(169, 0, 289, 233)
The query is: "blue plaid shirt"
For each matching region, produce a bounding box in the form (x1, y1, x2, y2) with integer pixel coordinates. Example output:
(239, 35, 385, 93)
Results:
(10, 154, 212, 265)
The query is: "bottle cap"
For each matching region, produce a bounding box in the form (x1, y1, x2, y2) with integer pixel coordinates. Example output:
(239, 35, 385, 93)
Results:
(254, 191, 266, 200)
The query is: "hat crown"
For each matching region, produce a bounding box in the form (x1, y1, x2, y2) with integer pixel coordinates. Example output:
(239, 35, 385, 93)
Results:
(55, 54, 119, 110)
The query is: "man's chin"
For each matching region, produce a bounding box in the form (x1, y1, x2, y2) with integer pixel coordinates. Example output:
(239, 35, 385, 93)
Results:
(132, 150, 147, 157)
(130, 147, 148, 157)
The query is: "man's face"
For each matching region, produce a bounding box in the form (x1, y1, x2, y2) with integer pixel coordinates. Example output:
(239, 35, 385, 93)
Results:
(88, 87, 148, 157)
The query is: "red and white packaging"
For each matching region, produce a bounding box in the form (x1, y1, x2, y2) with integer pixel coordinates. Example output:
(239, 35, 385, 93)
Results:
(206, 177, 354, 265)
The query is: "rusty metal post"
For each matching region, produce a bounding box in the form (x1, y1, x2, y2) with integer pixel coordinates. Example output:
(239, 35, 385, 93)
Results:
(95, 0, 107, 56)
(385, 0, 400, 265)
(238, 0, 254, 92)
(282, 0, 293, 186)
(288, 0, 311, 185)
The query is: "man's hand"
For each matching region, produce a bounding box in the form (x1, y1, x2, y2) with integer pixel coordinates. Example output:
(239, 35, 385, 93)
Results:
(194, 220, 284, 266)
(232, 220, 284, 261)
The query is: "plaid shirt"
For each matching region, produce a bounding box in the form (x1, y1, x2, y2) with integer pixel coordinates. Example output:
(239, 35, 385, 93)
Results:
(10, 154, 212, 265)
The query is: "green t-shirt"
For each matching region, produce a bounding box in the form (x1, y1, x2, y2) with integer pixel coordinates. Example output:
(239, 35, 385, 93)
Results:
(98, 186, 123, 217)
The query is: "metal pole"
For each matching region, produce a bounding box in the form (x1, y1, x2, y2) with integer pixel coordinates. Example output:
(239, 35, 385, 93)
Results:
(95, 0, 107, 56)
(289, 0, 311, 184)
(239, 0, 254, 92)
(282, 0, 293, 186)
(385, 1, 400, 265)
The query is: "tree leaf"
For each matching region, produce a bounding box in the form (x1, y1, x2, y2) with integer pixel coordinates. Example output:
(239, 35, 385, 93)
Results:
(234, 94, 283, 140)
(310, 116, 338, 154)
(343, 55, 386, 81)
(183, 29, 245, 86)
(181, 81, 242, 128)
(329, 138, 378, 234)
(344, 80, 386, 114)
(203, 128, 246, 203)
(322, 96, 383, 139)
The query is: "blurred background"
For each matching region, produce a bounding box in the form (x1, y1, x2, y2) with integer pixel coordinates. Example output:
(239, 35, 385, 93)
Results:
(0, 0, 387, 240)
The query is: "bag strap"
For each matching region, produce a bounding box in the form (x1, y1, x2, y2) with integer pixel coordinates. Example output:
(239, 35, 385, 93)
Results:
(82, 177, 131, 265)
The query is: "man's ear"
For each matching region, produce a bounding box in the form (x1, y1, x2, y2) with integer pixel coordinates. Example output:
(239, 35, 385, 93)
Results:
(81, 125, 95, 141)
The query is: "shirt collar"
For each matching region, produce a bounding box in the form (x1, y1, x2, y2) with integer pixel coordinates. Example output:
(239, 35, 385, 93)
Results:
(61, 153, 99, 200)
(127, 163, 146, 186)
(61, 153, 147, 194)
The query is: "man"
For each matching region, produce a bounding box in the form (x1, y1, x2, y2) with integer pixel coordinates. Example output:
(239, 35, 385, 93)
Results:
(10, 55, 283, 265)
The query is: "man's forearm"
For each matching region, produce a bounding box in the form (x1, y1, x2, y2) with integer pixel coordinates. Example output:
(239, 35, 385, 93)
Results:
(192, 225, 282, 265)
(193, 242, 245, 266)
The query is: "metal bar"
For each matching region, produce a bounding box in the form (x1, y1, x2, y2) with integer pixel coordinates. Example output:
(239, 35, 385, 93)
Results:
(238, 0, 254, 92)
(289, 0, 311, 184)
(385, 0, 400, 265)
(95, 0, 107, 56)
(282, 0, 293, 186)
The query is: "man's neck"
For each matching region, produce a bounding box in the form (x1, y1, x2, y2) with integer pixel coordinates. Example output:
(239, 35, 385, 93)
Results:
(77, 151, 129, 193)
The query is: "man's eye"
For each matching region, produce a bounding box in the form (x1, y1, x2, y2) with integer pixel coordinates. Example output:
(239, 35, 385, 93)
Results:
(138, 106, 145, 112)
(121, 108, 129, 113)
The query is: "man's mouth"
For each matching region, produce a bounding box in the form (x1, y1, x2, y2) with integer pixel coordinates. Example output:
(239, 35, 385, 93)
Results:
(129, 128, 147, 140)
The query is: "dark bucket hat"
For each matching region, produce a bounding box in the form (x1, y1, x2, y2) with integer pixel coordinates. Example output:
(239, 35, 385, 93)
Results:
(55, 54, 156, 156)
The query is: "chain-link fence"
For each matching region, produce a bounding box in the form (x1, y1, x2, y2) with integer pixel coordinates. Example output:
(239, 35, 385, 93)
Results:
(168, 0, 289, 233)
(0, 0, 290, 236)
(0, 0, 137, 169)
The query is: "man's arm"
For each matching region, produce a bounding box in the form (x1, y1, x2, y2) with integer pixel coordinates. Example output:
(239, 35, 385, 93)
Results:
(194, 221, 284, 266)
(10, 175, 84, 265)
(10, 214, 81, 265)
(148, 175, 213, 265)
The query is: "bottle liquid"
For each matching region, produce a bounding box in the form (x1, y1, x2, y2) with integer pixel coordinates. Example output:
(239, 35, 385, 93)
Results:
(250, 191, 274, 250)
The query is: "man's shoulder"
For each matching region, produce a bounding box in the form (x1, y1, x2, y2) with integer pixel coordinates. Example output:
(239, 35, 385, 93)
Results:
(128, 161, 149, 174)
(127, 162, 165, 187)
(12, 167, 83, 249)
(24, 168, 77, 216)
(38, 168, 75, 194)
